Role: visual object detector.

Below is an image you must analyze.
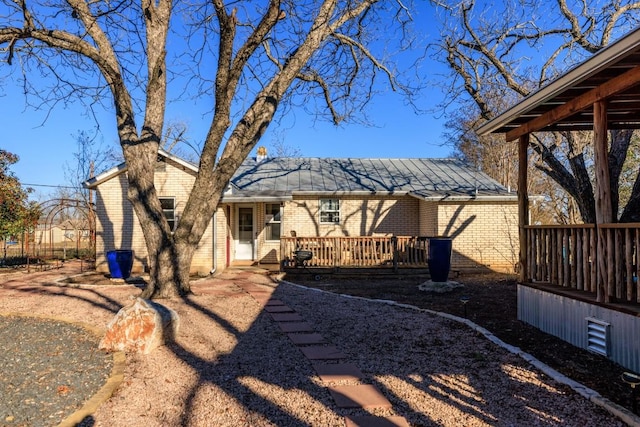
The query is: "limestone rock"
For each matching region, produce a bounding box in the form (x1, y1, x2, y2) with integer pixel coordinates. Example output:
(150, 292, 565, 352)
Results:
(100, 297, 179, 354)
(418, 280, 464, 294)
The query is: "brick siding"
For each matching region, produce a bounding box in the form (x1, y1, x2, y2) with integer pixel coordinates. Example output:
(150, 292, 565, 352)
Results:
(95, 160, 518, 275)
(95, 158, 214, 275)
(432, 201, 518, 273)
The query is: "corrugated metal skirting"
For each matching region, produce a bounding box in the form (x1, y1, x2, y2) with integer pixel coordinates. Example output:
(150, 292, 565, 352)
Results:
(518, 285, 640, 373)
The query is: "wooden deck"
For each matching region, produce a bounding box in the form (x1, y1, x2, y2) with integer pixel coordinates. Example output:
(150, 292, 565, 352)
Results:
(280, 236, 431, 271)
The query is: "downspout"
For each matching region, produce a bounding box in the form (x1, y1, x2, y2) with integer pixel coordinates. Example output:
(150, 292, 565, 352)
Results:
(210, 211, 217, 275)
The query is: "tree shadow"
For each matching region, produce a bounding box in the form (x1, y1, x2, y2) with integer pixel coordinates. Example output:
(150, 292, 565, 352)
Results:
(271, 281, 618, 426)
(169, 286, 339, 426)
(5, 264, 599, 426)
(3, 281, 129, 314)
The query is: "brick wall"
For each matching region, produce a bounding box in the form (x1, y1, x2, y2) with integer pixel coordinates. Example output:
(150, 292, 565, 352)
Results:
(283, 195, 420, 237)
(95, 158, 215, 275)
(214, 205, 230, 271)
(96, 161, 518, 275)
(435, 201, 518, 273)
(278, 196, 517, 272)
(419, 201, 438, 235)
(256, 203, 280, 264)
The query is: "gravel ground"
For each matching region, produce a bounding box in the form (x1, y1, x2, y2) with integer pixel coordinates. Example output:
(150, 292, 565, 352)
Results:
(0, 316, 112, 427)
(0, 264, 630, 426)
(274, 282, 624, 427)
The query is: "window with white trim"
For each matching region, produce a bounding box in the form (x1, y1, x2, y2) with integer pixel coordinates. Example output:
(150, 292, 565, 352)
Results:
(159, 197, 176, 231)
(265, 203, 282, 240)
(320, 198, 340, 224)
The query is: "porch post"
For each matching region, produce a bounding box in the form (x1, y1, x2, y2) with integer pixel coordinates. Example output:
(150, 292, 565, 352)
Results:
(593, 100, 612, 302)
(518, 134, 529, 282)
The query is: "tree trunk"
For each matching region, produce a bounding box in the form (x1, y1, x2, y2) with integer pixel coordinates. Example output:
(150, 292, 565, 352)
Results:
(620, 173, 640, 222)
(608, 129, 633, 219)
(140, 239, 195, 299)
(120, 137, 195, 299)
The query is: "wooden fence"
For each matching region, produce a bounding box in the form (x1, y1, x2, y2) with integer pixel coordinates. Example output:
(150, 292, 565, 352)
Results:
(525, 223, 640, 304)
(280, 236, 430, 270)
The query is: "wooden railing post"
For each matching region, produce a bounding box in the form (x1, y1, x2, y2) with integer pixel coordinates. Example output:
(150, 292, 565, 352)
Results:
(392, 236, 398, 273)
(594, 100, 612, 302)
(518, 134, 530, 282)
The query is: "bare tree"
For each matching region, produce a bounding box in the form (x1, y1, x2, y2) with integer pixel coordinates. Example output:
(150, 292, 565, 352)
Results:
(268, 129, 303, 157)
(445, 107, 574, 224)
(432, 0, 640, 223)
(65, 130, 118, 198)
(1, 0, 417, 298)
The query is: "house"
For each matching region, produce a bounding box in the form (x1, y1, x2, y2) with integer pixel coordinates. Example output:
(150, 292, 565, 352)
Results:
(35, 220, 91, 248)
(478, 27, 640, 372)
(84, 149, 518, 277)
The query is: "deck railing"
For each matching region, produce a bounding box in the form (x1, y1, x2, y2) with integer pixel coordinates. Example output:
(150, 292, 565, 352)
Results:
(280, 236, 430, 269)
(525, 223, 640, 304)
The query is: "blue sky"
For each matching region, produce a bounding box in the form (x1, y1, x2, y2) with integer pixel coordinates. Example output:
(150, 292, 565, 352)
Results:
(2, 3, 452, 196)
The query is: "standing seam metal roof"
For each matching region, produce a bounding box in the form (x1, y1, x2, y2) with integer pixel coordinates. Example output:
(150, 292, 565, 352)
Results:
(228, 157, 514, 200)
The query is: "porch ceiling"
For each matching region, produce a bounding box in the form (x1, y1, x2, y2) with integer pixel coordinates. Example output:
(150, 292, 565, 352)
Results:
(477, 27, 640, 140)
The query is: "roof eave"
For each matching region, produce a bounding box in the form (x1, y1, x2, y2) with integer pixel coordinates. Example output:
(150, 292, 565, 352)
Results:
(477, 27, 640, 136)
(220, 195, 293, 203)
(291, 190, 409, 197)
(411, 194, 518, 202)
(83, 163, 127, 189)
(82, 148, 198, 189)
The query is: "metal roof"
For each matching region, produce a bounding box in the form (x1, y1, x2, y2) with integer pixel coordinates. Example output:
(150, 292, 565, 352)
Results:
(84, 150, 516, 201)
(227, 157, 515, 201)
(477, 26, 640, 138)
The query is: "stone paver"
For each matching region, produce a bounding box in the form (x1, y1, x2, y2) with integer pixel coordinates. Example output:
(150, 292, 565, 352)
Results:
(278, 322, 315, 333)
(344, 416, 410, 427)
(270, 312, 304, 322)
(264, 305, 294, 313)
(312, 363, 364, 382)
(300, 345, 346, 360)
(246, 276, 402, 423)
(328, 384, 392, 409)
(287, 333, 326, 345)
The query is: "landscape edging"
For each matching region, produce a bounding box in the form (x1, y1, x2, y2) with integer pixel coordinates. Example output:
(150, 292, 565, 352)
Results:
(281, 281, 640, 427)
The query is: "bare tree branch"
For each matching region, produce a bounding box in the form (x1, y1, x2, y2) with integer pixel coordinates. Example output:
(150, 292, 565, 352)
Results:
(434, 0, 640, 223)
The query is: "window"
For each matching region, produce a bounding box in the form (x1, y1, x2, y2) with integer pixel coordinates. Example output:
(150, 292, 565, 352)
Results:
(265, 203, 282, 240)
(159, 197, 176, 231)
(320, 199, 340, 224)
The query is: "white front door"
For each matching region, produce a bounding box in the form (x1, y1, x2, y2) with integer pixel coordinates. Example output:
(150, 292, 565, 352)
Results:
(236, 206, 254, 260)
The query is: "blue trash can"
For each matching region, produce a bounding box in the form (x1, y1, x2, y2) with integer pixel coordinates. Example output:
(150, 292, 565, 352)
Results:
(106, 250, 134, 279)
(428, 238, 452, 282)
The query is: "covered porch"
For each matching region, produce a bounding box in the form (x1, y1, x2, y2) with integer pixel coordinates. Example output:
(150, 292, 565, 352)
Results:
(525, 224, 640, 307)
(279, 235, 433, 271)
(478, 28, 640, 372)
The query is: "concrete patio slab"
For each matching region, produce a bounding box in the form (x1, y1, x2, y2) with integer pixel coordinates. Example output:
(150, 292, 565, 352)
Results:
(300, 345, 346, 360)
(328, 385, 392, 409)
(344, 416, 409, 427)
(287, 333, 326, 345)
(278, 322, 315, 333)
(312, 363, 364, 382)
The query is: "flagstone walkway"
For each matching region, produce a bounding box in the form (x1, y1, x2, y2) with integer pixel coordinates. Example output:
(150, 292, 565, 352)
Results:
(234, 278, 410, 427)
